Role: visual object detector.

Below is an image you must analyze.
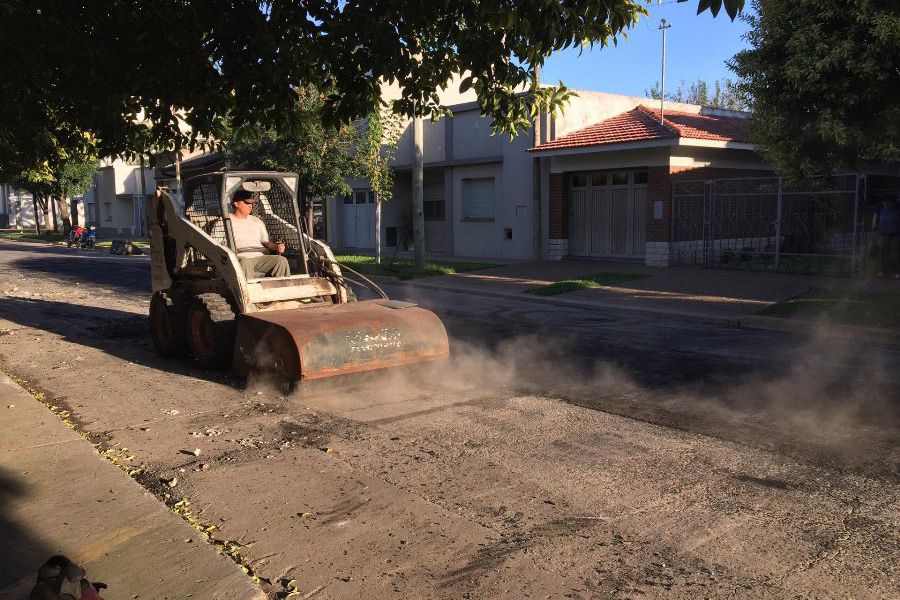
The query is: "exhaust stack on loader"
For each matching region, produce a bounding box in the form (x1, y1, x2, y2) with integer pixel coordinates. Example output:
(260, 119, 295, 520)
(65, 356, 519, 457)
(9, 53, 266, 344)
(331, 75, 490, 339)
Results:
(148, 171, 449, 382)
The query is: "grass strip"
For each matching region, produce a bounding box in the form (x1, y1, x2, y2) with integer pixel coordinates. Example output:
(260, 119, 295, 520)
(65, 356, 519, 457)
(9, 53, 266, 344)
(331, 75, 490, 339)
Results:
(528, 272, 650, 296)
(0, 231, 65, 243)
(756, 288, 900, 328)
(336, 254, 499, 280)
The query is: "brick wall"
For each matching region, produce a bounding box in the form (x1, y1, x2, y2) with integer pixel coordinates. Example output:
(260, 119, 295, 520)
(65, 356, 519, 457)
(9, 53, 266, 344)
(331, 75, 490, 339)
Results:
(646, 166, 671, 243)
(548, 173, 568, 239)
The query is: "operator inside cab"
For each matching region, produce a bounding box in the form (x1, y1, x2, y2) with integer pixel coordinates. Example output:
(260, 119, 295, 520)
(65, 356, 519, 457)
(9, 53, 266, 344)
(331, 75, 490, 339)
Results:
(229, 188, 291, 279)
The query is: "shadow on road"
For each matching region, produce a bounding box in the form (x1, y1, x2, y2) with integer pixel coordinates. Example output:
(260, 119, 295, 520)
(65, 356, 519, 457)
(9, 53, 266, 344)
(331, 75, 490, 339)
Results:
(0, 468, 48, 595)
(0, 297, 232, 386)
(9, 254, 150, 296)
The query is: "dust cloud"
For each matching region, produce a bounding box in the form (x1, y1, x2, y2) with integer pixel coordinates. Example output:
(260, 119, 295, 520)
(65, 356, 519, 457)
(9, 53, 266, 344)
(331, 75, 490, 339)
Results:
(268, 312, 899, 479)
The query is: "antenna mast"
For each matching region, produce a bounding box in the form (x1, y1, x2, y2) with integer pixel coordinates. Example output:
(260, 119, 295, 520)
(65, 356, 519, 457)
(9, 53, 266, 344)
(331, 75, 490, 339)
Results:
(659, 18, 671, 124)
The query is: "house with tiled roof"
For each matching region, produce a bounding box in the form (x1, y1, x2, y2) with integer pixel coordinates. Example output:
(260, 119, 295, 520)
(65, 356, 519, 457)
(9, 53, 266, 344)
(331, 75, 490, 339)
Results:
(528, 91, 772, 265)
(325, 84, 777, 266)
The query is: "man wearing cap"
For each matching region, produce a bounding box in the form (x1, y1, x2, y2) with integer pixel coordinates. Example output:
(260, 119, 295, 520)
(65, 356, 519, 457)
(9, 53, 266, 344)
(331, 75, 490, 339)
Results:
(229, 189, 290, 279)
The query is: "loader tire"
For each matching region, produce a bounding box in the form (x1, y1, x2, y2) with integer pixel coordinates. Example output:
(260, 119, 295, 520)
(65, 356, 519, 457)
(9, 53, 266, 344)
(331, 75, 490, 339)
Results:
(187, 293, 236, 370)
(149, 290, 189, 358)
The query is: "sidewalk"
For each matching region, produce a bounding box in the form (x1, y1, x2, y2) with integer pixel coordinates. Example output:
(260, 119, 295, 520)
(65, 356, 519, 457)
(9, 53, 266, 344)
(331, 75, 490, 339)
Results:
(387, 259, 900, 341)
(0, 374, 265, 600)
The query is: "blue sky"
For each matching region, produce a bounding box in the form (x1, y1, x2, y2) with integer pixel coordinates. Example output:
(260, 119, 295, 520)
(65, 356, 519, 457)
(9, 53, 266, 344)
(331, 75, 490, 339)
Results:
(541, 2, 751, 97)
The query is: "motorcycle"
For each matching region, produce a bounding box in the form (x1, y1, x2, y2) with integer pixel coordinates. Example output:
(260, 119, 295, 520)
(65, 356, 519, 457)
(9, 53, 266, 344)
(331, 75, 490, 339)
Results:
(66, 225, 97, 249)
(66, 225, 87, 247)
(81, 226, 97, 248)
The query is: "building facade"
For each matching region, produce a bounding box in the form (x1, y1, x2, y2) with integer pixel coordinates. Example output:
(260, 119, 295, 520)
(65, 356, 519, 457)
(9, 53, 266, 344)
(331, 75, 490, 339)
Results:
(325, 88, 770, 266)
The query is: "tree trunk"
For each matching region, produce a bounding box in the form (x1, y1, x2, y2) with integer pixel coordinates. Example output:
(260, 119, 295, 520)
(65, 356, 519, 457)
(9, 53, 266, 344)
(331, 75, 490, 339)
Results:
(43, 205, 52, 232)
(50, 194, 59, 232)
(412, 112, 425, 269)
(33, 195, 42, 235)
(56, 196, 72, 235)
(36, 195, 52, 233)
(375, 193, 382, 264)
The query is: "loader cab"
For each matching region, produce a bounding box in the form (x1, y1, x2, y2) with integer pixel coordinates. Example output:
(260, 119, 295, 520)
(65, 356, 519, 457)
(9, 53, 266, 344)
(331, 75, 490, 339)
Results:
(183, 171, 308, 279)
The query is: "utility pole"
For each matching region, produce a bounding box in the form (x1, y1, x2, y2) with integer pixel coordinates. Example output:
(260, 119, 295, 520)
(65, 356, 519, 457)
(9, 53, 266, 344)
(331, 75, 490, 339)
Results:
(532, 63, 542, 260)
(412, 101, 425, 269)
(139, 153, 148, 237)
(659, 18, 671, 124)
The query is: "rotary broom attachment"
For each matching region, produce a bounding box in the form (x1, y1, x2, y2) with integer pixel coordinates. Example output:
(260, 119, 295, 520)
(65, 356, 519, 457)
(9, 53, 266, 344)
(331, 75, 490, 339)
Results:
(232, 299, 449, 381)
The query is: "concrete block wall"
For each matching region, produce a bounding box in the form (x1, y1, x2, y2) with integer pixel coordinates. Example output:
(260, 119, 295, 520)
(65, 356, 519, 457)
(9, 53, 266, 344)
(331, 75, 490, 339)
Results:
(644, 241, 671, 267)
(548, 239, 569, 261)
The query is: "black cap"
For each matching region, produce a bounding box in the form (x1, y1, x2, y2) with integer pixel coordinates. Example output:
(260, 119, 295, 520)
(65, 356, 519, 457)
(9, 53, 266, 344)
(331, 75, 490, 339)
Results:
(233, 189, 255, 203)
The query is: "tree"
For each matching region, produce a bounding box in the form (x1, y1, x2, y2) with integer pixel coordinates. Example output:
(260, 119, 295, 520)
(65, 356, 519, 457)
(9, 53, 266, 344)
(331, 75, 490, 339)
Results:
(1, 1, 744, 178)
(644, 78, 747, 110)
(9, 133, 98, 234)
(356, 109, 404, 264)
(730, 0, 900, 178)
(226, 87, 361, 234)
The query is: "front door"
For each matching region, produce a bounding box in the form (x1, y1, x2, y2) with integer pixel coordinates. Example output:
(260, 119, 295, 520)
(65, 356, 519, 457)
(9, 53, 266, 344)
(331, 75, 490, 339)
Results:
(342, 190, 375, 249)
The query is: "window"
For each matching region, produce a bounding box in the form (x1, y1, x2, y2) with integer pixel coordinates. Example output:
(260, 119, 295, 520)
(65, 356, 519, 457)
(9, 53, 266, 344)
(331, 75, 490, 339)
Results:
(591, 174, 607, 186)
(424, 201, 445, 221)
(571, 174, 588, 187)
(611, 172, 629, 185)
(352, 190, 375, 204)
(342, 195, 353, 205)
(463, 178, 495, 221)
(634, 171, 649, 185)
(385, 226, 398, 248)
(104, 202, 112, 222)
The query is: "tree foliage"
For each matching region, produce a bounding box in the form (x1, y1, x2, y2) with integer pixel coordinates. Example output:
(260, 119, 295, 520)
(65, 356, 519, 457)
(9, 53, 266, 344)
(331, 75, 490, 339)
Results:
(644, 78, 747, 110)
(226, 88, 360, 201)
(0, 0, 743, 177)
(730, 0, 900, 178)
(11, 141, 98, 232)
(356, 109, 405, 203)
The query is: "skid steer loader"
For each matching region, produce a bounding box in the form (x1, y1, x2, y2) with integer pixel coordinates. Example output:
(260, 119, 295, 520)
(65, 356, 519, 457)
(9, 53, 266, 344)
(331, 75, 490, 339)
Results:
(148, 171, 449, 382)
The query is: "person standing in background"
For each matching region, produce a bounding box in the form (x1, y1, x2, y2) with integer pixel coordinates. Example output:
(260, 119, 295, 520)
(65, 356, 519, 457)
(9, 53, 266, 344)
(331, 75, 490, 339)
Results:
(874, 194, 900, 278)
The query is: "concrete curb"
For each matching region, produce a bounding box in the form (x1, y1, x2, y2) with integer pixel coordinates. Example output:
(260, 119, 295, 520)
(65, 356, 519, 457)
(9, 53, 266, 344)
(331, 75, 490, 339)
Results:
(726, 314, 900, 345)
(379, 277, 900, 346)
(0, 374, 266, 600)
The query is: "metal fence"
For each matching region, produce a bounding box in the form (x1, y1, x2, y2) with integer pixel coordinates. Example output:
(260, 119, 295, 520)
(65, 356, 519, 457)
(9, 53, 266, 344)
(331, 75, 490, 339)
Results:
(671, 174, 871, 275)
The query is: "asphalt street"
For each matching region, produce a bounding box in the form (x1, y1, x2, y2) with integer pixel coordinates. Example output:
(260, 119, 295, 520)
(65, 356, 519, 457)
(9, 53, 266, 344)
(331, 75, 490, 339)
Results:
(1, 239, 898, 599)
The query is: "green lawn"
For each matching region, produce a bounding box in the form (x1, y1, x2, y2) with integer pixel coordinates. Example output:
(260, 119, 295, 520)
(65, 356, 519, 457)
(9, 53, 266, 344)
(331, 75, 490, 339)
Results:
(0, 231, 65, 243)
(335, 254, 499, 280)
(95, 240, 151, 250)
(527, 272, 650, 296)
(756, 289, 900, 328)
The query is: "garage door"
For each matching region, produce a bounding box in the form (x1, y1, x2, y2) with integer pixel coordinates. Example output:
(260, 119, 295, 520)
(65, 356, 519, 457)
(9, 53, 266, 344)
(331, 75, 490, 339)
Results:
(569, 171, 647, 258)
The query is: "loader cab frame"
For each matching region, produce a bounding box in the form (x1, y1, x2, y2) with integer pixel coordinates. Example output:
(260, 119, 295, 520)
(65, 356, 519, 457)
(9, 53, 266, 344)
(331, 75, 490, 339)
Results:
(183, 171, 310, 278)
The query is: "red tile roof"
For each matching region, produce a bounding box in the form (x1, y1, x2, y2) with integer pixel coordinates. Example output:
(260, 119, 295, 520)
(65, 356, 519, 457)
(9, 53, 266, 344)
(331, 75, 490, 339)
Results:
(530, 105, 750, 152)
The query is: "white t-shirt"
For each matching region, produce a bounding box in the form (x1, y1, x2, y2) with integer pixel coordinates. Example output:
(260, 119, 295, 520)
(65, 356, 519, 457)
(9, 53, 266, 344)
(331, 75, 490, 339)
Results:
(229, 215, 269, 258)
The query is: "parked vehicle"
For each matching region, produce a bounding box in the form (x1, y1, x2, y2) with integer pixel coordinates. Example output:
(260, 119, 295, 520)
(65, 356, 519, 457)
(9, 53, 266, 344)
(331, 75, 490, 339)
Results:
(66, 225, 87, 247)
(66, 226, 97, 249)
(81, 226, 97, 249)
